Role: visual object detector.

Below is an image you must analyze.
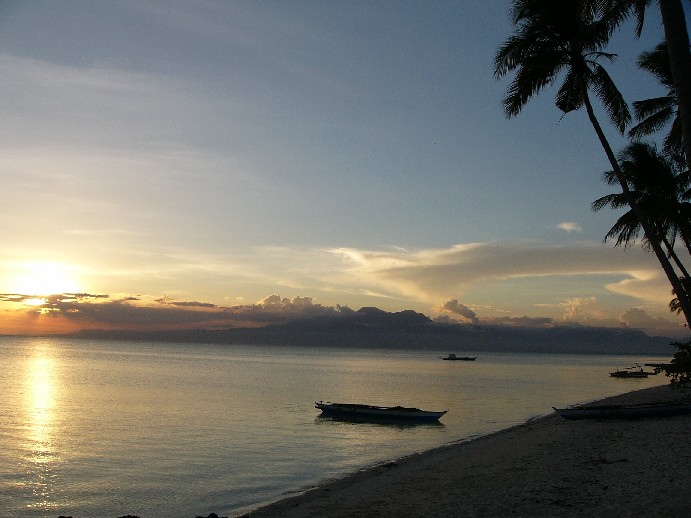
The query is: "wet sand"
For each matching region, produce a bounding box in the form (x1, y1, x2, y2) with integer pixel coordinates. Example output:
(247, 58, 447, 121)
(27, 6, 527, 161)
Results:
(242, 385, 691, 517)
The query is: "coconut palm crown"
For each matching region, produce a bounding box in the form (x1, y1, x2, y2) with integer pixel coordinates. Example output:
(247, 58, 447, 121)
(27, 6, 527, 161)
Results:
(494, 0, 631, 132)
(592, 141, 691, 252)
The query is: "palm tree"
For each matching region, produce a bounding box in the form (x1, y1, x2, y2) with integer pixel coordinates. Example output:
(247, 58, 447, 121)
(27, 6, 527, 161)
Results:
(495, 0, 691, 327)
(628, 42, 685, 166)
(495, 0, 630, 131)
(629, 0, 691, 170)
(591, 142, 691, 273)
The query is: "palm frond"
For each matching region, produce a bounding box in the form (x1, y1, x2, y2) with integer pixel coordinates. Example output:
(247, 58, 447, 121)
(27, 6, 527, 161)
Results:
(501, 48, 565, 117)
(600, 169, 624, 187)
(604, 211, 642, 247)
(626, 0, 653, 38)
(637, 41, 674, 87)
(592, 192, 629, 211)
(555, 67, 585, 113)
(590, 63, 630, 132)
(664, 117, 685, 166)
(629, 106, 675, 138)
(631, 96, 675, 121)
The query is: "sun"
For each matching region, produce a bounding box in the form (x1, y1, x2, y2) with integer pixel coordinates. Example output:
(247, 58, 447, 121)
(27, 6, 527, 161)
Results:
(9, 261, 82, 297)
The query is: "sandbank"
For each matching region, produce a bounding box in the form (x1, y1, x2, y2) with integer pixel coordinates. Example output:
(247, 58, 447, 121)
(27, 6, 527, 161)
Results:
(241, 384, 691, 517)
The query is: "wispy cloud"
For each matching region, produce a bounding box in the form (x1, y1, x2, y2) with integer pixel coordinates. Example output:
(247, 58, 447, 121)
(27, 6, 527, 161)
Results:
(326, 241, 667, 307)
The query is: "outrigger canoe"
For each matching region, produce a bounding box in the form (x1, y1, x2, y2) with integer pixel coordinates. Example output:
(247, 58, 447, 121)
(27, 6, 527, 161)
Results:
(553, 401, 691, 420)
(315, 401, 447, 422)
(441, 353, 477, 361)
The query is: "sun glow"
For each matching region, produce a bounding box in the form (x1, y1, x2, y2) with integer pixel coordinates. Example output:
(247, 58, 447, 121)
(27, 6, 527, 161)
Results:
(9, 261, 82, 297)
(24, 297, 48, 306)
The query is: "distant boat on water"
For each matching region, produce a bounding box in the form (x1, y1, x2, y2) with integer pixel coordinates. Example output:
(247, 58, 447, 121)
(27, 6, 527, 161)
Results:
(610, 364, 655, 378)
(315, 401, 447, 422)
(553, 401, 691, 420)
(441, 353, 477, 361)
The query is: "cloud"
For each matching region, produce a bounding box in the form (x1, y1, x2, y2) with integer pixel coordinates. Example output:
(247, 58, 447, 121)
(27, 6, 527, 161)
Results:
(0, 292, 344, 332)
(619, 307, 681, 336)
(605, 272, 673, 305)
(0, 292, 108, 304)
(558, 297, 606, 322)
(482, 315, 553, 326)
(438, 298, 479, 324)
(0, 240, 683, 337)
(0, 52, 219, 149)
(326, 241, 668, 307)
(557, 222, 583, 233)
(259, 294, 318, 308)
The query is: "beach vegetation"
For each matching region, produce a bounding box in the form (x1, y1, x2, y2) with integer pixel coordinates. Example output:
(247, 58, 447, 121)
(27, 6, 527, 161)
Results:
(665, 340, 691, 386)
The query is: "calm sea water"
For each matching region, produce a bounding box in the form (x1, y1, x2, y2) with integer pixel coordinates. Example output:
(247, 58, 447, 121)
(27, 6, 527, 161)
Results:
(0, 336, 671, 517)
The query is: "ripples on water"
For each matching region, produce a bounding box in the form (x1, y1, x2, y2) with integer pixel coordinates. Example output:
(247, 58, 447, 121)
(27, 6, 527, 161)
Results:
(0, 336, 671, 517)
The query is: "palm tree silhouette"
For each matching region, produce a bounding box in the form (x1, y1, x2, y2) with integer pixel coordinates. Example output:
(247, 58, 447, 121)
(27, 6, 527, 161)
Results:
(629, 0, 691, 173)
(495, 0, 691, 326)
(592, 142, 691, 273)
(628, 42, 684, 165)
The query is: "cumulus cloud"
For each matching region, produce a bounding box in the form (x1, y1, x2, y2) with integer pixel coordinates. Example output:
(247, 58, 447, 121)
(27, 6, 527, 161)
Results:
(557, 222, 583, 233)
(438, 298, 479, 324)
(619, 307, 681, 336)
(259, 294, 315, 308)
(559, 297, 604, 322)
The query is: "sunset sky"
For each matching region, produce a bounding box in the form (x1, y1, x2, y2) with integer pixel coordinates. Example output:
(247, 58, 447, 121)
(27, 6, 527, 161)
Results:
(1, 1, 689, 338)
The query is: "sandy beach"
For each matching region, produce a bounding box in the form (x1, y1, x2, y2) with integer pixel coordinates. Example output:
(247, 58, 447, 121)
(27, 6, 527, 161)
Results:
(242, 384, 691, 517)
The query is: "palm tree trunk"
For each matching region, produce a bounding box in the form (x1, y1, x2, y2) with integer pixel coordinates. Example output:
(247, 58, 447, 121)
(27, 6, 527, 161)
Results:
(662, 235, 691, 279)
(659, 0, 691, 169)
(582, 87, 691, 328)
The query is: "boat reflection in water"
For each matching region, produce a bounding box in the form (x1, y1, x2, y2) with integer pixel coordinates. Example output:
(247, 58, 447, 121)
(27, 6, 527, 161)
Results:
(315, 401, 447, 424)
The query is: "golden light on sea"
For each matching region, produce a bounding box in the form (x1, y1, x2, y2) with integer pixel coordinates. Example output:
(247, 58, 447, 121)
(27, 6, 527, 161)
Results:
(23, 345, 59, 512)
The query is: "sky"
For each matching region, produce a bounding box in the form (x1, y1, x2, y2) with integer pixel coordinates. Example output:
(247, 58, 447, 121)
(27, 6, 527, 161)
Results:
(0, 0, 689, 338)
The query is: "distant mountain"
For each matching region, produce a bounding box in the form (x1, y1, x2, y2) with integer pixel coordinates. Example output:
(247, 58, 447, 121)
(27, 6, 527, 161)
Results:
(70, 306, 677, 356)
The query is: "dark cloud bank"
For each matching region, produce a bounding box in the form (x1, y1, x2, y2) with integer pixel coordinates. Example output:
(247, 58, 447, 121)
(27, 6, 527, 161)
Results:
(71, 306, 674, 356)
(3, 293, 677, 355)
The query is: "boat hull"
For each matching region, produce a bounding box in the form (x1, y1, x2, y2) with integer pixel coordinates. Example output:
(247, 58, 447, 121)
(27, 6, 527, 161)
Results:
(610, 371, 650, 378)
(315, 402, 447, 422)
(553, 402, 691, 420)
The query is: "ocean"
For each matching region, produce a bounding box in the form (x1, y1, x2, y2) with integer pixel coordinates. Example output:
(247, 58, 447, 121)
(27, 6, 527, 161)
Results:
(0, 336, 670, 517)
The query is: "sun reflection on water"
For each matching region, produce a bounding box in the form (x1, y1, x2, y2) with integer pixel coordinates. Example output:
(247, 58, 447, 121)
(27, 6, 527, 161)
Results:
(23, 347, 59, 512)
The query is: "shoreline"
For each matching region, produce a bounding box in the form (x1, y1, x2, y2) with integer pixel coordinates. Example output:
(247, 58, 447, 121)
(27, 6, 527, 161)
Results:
(240, 384, 691, 517)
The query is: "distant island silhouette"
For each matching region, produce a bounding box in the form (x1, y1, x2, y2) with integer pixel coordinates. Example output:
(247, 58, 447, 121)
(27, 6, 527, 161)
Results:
(68, 306, 676, 356)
